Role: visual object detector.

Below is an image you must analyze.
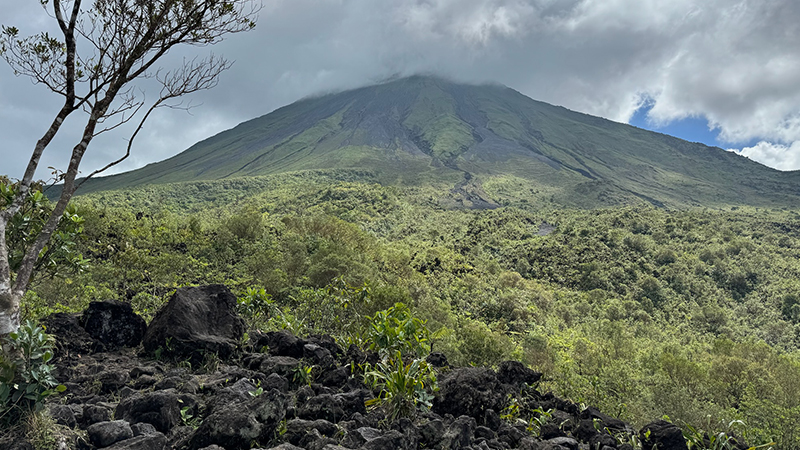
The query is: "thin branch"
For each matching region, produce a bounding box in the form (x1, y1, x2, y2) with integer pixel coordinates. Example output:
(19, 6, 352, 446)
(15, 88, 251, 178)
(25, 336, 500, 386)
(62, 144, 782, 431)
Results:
(78, 98, 162, 186)
(2, 0, 261, 332)
(78, 53, 231, 184)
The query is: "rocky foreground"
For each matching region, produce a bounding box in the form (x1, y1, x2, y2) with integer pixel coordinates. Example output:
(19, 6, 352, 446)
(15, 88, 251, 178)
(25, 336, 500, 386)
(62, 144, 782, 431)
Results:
(2, 285, 721, 450)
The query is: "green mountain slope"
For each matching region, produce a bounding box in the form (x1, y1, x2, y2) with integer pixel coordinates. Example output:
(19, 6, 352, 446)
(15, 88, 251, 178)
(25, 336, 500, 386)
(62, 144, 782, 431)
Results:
(79, 75, 800, 208)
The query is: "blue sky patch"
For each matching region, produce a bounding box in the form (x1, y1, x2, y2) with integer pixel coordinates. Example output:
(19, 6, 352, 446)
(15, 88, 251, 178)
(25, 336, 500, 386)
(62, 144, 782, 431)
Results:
(628, 102, 760, 151)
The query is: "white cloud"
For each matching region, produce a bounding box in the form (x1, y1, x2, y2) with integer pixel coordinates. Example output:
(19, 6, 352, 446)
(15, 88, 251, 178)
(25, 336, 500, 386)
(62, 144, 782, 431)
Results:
(3, 0, 800, 175)
(734, 141, 800, 171)
(397, 0, 539, 45)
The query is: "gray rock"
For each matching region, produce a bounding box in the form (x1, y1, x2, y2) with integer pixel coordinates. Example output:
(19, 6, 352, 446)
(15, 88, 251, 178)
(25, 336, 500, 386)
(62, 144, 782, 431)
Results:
(361, 430, 413, 450)
(342, 427, 383, 448)
(41, 312, 99, 354)
(188, 388, 285, 450)
(188, 402, 263, 450)
(258, 330, 306, 358)
(441, 415, 476, 450)
(639, 420, 689, 450)
(285, 419, 339, 446)
(518, 437, 544, 450)
(142, 285, 245, 362)
(497, 360, 542, 387)
(303, 344, 335, 368)
(546, 437, 579, 450)
(87, 420, 134, 448)
(259, 356, 303, 379)
(97, 369, 132, 394)
(419, 419, 445, 447)
(115, 389, 181, 433)
(105, 433, 167, 450)
(434, 367, 506, 421)
(475, 425, 496, 440)
(263, 372, 290, 392)
(83, 404, 112, 426)
(81, 300, 147, 349)
(298, 394, 345, 422)
(48, 404, 76, 428)
(130, 422, 157, 437)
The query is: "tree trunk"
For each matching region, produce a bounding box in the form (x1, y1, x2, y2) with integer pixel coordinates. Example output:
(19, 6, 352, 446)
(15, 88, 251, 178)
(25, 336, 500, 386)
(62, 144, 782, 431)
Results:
(0, 289, 22, 336)
(0, 214, 22, 335)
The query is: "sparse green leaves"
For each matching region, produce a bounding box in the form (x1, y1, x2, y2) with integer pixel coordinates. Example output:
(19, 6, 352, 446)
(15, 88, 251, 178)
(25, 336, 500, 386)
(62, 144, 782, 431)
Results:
(367, 302, 431, 358)
(363, 351, 438, 421)
(1, 179, 87, 281)
(0, 320, 64, 426)
(1, 25, 19, 38)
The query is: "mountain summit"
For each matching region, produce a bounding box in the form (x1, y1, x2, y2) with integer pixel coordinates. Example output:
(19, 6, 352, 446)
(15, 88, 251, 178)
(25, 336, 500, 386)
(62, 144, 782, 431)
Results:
(83, 75, 800, 207)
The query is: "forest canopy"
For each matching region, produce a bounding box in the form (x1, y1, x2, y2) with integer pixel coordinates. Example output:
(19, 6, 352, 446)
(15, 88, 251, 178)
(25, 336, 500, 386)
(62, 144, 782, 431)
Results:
(15, 171, 800, 446)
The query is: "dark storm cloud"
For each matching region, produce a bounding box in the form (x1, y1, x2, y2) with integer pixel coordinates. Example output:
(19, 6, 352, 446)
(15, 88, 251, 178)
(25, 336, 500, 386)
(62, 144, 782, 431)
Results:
(2, 0, 800, 177)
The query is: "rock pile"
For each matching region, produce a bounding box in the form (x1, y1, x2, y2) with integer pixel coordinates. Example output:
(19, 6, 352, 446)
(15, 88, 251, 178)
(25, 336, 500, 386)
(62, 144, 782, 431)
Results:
(3, 285, 706, 450)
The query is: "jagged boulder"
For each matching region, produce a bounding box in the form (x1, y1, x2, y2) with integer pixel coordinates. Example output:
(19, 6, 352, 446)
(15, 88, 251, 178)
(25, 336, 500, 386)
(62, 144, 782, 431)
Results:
(298, 394, 346, 422)
(87, 420, 134, 447)
(142, 285, 245, 361)
(188, 388, 285, 450)
(104, 433, 168, 450)
(81, 300, 147, 349)
(257, 330, 307, 358)
(433, 367, 506, 422)
(189, 401, 263, 450)
(284, 419, 339, 446)
(42, 312, 99, 355)
(497, 360, 542, 386)
(640, 420, 689, 450)
(440, 415, 477, 450)
(115, 389, 182, 433)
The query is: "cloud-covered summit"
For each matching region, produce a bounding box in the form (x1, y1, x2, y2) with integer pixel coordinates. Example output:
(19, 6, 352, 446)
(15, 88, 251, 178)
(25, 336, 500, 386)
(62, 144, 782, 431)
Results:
(2, 0, 799, 177)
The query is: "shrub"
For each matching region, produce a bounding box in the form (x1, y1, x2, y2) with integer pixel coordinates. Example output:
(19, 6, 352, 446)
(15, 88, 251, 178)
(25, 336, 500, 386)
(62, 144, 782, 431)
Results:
(455, 319, 516, 367)
(367, 302, 431, 358)
(237, 287, 278, 325)
(0, 321, 65, 426)
(364, 351, 438, 421)
(286, 277, 373, 339)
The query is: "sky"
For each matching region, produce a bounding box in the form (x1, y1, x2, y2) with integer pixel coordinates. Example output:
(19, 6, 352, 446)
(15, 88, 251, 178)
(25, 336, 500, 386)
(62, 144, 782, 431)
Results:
(2, 0, 800, 180)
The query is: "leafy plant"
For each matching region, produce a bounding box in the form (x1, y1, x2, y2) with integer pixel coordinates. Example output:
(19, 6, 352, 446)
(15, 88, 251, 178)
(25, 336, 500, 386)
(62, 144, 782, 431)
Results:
(1, 180, 87, 283)
(500, 395, 522, 422)
(179, 406, 199, 428)
(367, 302, 431, 358)
(293, 364, 314, 387)
(249, 387, 264, 397)
(527, 407, 553, 436)
(364, 351, 438, 421)
(0, 320, 65, 426)
(237, 287, 278, 324)
(683, 420, 776, 450)
(286, 277, 373, 340)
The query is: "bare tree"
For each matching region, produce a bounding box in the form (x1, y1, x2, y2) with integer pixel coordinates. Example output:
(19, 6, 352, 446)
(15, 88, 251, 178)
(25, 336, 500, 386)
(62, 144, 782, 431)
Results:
(0, 0, 260, 334)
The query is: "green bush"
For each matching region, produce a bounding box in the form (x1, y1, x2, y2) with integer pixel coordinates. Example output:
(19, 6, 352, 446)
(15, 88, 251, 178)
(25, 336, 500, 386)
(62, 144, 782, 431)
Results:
(286, 277, 373, 339)
(0, 321, 65, 426)
(364, 351, 438, 421)
(237, 287, 278, 325)
(367, 302, 431, 358)
(1, 180, 87, 283)
(455, 319, 516, 367)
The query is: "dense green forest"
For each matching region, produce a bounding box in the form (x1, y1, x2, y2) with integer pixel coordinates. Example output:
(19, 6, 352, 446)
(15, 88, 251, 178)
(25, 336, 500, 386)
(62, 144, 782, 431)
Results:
(22, 170, 800, 448)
